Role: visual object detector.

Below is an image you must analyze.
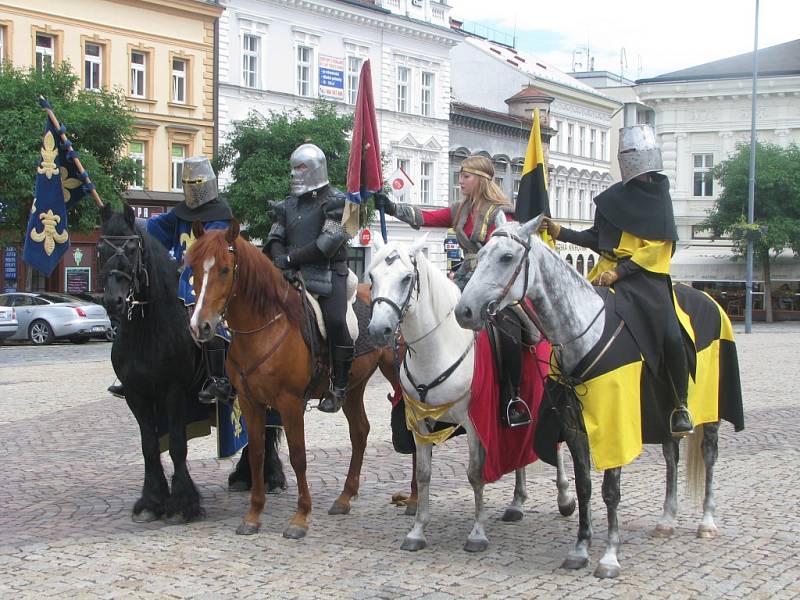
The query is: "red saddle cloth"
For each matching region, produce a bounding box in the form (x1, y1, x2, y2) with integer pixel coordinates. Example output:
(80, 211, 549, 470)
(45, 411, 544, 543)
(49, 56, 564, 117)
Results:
(468, 331, 550, 483)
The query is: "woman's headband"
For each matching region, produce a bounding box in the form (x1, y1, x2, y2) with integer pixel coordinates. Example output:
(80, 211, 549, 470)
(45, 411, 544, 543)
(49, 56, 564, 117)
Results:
(460, 166, 492, 180)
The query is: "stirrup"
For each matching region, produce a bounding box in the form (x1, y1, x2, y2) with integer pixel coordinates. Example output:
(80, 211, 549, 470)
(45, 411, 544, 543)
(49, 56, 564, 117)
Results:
(669, 407, 694, 438)
(317, 387, 346, 413)
(504, 396, 532, 428)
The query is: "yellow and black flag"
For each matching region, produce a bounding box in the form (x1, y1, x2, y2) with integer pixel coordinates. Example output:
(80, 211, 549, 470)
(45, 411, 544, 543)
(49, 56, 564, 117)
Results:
(515, 108, 554, 246)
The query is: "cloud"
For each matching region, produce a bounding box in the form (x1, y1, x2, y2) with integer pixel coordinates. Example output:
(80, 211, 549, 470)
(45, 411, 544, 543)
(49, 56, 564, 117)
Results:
(449, 0, 800, 78)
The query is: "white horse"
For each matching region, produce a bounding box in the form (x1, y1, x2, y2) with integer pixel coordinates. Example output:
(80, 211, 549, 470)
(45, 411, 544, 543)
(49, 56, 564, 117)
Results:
(455, 216, 744, 577)
(367, 237, 575, 552)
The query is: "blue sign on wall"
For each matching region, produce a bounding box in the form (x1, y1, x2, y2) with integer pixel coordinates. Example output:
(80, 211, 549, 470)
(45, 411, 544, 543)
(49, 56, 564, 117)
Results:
(4, 246, 17, 280)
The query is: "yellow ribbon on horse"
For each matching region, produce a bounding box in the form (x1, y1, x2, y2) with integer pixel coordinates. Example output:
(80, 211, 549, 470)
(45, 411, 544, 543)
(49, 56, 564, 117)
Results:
(403, 391, 459, 446)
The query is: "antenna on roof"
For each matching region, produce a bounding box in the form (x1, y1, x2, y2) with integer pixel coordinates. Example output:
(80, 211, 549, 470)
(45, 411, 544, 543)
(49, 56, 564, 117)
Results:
(620, 47, 628, 83)
(512, 16, 517, 49)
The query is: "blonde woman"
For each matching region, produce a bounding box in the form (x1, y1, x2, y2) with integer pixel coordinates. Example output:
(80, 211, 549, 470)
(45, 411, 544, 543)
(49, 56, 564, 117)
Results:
(375, 155, 530, 427)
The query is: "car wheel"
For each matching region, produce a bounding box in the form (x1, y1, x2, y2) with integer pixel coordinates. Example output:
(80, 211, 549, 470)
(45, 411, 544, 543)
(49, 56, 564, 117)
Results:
(70, 337, 90, 345)
(106, 320, 119, 342)
(29, 320, 54, 345)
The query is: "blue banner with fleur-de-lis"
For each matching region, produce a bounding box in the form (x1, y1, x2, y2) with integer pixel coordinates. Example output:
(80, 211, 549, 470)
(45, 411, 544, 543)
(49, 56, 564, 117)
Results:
(23, 113, 85, 276)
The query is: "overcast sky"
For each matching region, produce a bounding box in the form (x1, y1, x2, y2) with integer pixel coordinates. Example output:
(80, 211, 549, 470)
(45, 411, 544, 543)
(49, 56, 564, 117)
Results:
(448, 0, 799, 79)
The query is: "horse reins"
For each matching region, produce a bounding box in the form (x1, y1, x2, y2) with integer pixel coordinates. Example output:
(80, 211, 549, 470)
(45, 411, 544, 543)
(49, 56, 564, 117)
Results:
(98, 234, 150, 320)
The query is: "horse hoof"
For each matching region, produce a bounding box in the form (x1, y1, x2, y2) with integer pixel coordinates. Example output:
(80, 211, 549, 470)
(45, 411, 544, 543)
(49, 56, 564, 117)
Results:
(164, 513, 188, 526)
(559, 497, 577, 517)
(463, 538, 489, 553)
(404, 501, 418, 516)
(654, 524, 675, 538)
(283, 524, 307, 539)
(697, 524, 718, 539)
(132, 509, 160, 523)
(401, 537, 426, 552)
(328, 501, 351, 515)
(228, 480, 250, 492)
(594, 562, 621, 579)
(561, 555, 589, 570)
(236, 521, 260, 536)
(501, 508, 524, 522)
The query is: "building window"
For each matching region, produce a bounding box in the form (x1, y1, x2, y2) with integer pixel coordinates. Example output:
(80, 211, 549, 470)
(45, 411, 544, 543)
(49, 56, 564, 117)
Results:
(567, 123, 574, 155)
(637, 109, 654, 125)
(346, 56, 362, 105)
(600, 131, 607, 161)
(451, 168, 461, 203)
(242, 34, 260, 89)
(579, 189, 586, 219)
(554, 185, 563, 217)
(590, 190, 596, 219)
(171, 145, 186, 191)
(396, 66, 410, 113)
(84, 42, 102, 90)
(554, 120, 563, 152)
(421, 71, 434, 117)
(172, 58, 187, 103)
(513, 178, 521, 202)
(578, 126, 586, 157)
(589, 129, 596, 159)
(0, 25, 6, 67)
(420, 161, 433, 204)
(576, 255, 585, 276)
(36, 33, 54, 72)
(567, 187, 574, 219)
(129, 141, 145, 190)
(296, 45, 314, 97)
(693, 154, 714, 196)
(130, 50, 146, 97)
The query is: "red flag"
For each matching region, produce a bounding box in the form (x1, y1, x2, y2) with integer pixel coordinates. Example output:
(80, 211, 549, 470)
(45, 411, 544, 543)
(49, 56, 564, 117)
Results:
(343, 59, 383, 237)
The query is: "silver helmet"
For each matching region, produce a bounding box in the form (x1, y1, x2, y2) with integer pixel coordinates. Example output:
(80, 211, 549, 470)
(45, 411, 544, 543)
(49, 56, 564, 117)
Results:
(182, 156, 218, 209)
(618, 125, 663, 185)
(290, 143, 329, 196)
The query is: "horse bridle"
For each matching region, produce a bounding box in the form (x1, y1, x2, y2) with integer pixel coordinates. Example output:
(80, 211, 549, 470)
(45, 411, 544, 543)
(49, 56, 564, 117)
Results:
(98, 234, 149, 320)
(371, 254, 420, 335)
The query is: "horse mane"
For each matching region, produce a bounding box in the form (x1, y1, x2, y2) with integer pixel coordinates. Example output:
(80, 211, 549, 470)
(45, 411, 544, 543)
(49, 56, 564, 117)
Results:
(191, 229, 304, 328)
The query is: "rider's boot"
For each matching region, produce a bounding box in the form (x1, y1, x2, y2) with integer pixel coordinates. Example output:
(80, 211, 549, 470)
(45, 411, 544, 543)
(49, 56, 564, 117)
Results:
(198, 346, 236, 405)
(501, 393, 532, 428)
(108, 381, 125, 398)
(318, 344, 354, 413)
(670, 396, 694, 437)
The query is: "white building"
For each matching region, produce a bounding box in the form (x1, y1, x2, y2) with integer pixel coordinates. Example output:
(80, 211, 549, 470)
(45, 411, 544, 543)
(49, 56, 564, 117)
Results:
(217, 0, 461, 273)
(634, 39, 800, 292)
(449, 35, 620, 276)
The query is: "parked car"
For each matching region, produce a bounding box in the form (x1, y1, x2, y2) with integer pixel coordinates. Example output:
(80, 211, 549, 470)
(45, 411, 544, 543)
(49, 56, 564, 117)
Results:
(0, 305, 18, 342)
(0, 292, 111, 345)
(68, 292, 118, 341)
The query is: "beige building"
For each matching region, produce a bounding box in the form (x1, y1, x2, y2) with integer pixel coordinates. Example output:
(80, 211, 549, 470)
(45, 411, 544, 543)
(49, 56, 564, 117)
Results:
(0, 0, 223, 210)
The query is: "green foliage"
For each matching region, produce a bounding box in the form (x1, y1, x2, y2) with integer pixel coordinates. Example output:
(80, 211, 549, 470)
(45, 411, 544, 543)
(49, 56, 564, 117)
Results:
(0, 62, 136, 244)
(216, 102, 354, 241)
(699, 142, 800, 261)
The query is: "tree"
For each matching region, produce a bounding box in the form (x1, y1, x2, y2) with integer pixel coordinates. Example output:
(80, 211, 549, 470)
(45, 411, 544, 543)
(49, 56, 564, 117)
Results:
(699, 142, 800, 322)
(215, 102, 354, 242)
(0, 63, 137, 245)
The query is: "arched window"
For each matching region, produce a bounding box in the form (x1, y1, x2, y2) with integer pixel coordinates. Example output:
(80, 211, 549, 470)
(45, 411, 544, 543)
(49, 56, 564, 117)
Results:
(566, 254, 573, 267)
(587, 255, 595, 273)
(576, 255, 585, 276)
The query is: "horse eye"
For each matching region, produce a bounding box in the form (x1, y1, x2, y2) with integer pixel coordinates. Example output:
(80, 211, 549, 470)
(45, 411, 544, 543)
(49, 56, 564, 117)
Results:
(402, 274, 412, 284)
(220, 266, 230, 275)
(501, 253, 514, 263)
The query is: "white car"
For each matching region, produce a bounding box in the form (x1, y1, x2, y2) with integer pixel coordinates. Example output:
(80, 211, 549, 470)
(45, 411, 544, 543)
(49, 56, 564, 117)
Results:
(0, 305, 18, 342)
(0, 292, 111, 345)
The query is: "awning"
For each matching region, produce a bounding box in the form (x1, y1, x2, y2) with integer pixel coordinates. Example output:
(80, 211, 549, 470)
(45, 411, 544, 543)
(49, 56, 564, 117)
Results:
(670, 244, 800, 283)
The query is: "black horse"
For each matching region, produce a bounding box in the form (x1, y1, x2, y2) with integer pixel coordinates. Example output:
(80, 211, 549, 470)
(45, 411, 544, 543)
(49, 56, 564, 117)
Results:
(99, 204, 284, 523)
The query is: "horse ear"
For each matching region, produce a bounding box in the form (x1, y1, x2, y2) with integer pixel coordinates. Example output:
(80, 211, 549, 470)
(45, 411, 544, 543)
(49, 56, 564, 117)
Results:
(373, 236, 383, 254)
(192, 220, 205, 239)
(123, 202, 136, 228)
(100, 203, 113, 223)
(519, 214, 544, 239)
(225, 219, 240, 243)
(408, 232, 429, 257)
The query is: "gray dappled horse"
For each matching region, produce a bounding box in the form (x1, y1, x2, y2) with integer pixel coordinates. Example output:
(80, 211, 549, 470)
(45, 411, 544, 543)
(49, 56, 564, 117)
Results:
(367, 237, 575, 553)
(455, 216, 743, 578)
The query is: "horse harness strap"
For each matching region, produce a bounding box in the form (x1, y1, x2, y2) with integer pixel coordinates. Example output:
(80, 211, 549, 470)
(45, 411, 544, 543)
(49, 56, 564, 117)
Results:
(98, 234, 150, 320)
(228, 318, 290, 403)
(577, 319, 626, 380)
(402, 335, 475, 404)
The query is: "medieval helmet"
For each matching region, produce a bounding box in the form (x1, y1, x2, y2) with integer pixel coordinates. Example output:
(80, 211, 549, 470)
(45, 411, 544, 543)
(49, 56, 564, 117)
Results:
(290, 143, 329, 196)
(618, 124, 663, 185)
(181, 156, 218, 209)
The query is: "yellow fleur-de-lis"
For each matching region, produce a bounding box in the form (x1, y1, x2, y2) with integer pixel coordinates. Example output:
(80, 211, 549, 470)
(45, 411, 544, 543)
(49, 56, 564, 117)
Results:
(30, 198, 37, 214)
(230, 398, 243, 438)
(179, 230, 197, 252)
(30, 209, 69, 256)
(59, 166, 82, 203)
(37, 131, 59, 179)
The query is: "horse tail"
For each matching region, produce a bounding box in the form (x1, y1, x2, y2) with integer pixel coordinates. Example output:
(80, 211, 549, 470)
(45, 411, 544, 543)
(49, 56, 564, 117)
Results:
(684, 423, 705, 507)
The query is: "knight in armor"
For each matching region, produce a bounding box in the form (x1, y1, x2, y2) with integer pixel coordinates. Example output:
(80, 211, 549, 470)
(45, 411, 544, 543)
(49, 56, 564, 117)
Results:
(540, 124, 693, 437)
(375, 154, 533, 428)
(265, 143, 354, 414)
(107, 156, 236, 405)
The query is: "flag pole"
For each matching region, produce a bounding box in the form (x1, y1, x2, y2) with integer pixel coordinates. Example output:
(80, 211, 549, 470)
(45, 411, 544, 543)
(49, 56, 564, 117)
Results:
(38, 95, 104, 208)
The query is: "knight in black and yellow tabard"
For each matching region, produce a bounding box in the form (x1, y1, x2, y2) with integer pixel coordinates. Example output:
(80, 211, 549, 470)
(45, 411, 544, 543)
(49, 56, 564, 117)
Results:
(541, 124, 693, 437)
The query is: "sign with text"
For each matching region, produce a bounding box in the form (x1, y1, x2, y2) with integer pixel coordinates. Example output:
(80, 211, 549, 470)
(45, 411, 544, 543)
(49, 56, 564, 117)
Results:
(134, 206, 165, 219)
(4, 246, 17, 281)
(319, 55, 345, 101)
(65, 267, 91, 295)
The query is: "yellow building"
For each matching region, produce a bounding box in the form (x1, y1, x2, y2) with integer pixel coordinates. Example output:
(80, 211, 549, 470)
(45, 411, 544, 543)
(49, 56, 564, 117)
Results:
(0, 0, 223, 210)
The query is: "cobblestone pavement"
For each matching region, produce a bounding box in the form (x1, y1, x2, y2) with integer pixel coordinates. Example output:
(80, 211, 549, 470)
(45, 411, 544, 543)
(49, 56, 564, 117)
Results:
(1, 325, 799, 599)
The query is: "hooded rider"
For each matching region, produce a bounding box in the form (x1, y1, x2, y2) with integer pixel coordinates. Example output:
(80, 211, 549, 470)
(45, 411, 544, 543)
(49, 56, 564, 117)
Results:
(540, 125, 693, 437)
(265, 143, 354, 414)
(107, 156, 236, 405)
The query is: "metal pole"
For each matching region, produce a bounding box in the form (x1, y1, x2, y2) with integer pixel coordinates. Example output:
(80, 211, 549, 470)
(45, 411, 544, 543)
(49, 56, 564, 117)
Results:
(745, 0, 759, 333)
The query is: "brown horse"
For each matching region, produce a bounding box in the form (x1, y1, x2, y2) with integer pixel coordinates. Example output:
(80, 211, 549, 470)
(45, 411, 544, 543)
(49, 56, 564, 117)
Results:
(186, 220, 412, 538)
